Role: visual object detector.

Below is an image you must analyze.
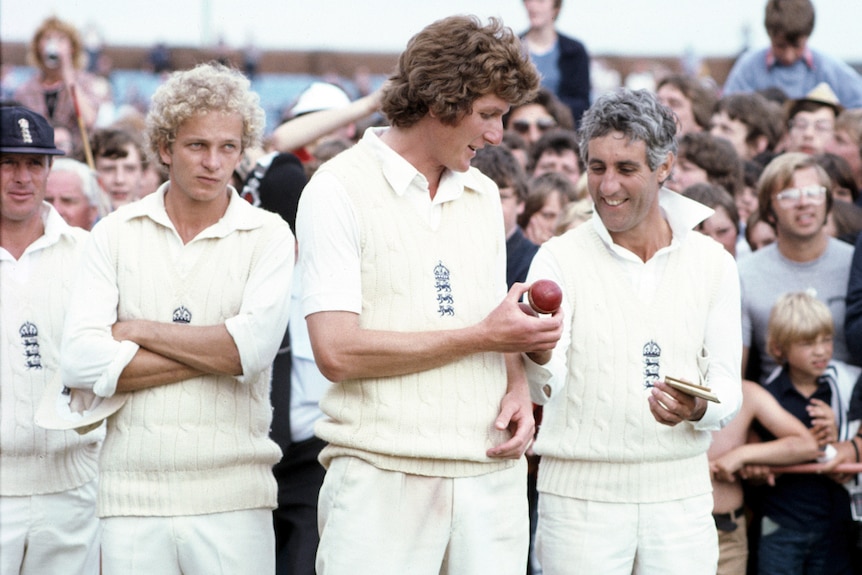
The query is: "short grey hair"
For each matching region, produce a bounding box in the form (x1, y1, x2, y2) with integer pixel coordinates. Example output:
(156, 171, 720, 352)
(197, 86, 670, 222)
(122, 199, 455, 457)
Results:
(578, 89, 677, 172)
(50, 158, 110, 217)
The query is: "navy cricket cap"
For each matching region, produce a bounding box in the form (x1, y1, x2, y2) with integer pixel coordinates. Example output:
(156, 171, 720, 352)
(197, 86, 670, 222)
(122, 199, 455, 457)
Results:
(0, 106, 65, 155)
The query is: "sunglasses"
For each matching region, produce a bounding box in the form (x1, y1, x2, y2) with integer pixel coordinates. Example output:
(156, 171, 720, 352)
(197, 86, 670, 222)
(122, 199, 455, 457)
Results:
(510, 118, 558, 135)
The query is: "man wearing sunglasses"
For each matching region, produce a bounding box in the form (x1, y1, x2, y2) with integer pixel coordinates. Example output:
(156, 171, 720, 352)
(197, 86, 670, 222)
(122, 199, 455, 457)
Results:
(504, 88, 573, 146)
(739, 152, 856, 383)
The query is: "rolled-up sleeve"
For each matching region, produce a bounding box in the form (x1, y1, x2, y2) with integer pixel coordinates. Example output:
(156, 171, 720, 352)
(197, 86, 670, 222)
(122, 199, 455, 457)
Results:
(523, 245, 570, 405)
(226, 224, 295, 383)
(61, 219, 136, 398)
(691, 251, 743, 431)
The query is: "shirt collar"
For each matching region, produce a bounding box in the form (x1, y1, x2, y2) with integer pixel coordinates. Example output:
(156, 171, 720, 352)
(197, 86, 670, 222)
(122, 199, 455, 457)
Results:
(590, 186, 714, 252)
(1, 203, 81, 261)
(766, 46, 815, 70)
(362, 127, 489, 202)
(770, 364, 832, 400)
(120, 181, 270, 239)
(40, 202, 79, 243)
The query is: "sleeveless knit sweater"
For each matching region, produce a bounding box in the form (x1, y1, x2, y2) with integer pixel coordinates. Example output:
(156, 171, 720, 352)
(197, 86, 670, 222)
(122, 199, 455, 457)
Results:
(0, 215, 101, 495)
(534, 223, 727, 503)
(95, 207, 284, 517)
(313, 139, 513, 478)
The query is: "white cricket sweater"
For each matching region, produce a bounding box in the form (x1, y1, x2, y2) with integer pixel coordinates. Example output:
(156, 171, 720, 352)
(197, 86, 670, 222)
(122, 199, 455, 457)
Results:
(534, 223, 727, 503)
(313, 138, 514, 478)
(94, 204, 284, 517)
(0, 205, 102, 495)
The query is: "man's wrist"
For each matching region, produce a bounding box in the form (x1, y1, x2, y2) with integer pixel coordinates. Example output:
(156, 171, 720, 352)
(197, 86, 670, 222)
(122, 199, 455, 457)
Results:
(526, 350, 552, 365)
(688, 397, 707, 422)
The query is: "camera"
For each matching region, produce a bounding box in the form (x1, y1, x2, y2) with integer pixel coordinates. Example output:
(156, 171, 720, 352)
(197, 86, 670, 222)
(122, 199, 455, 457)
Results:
(44, 39, 60, 69)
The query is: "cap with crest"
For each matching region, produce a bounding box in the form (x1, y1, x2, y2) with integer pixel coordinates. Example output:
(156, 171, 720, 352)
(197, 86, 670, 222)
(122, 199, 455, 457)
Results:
(0, 105, 66, 155)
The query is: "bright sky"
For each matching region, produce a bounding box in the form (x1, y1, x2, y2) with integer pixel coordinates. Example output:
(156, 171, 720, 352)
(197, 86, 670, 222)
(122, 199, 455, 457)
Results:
(2, 0, 860, 61)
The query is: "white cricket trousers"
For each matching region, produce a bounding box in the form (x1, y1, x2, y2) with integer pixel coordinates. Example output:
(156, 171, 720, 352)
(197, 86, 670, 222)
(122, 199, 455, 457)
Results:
(536, 491, 718, 575)
(316, 456, 529, 575)
(0, 478, 100, 575)
(100, 508, 274, 575)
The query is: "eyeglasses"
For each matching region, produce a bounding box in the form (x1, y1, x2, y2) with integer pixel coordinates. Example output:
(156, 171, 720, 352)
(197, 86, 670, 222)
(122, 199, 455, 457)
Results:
(788, 119, 834, 134)
(510, 118, 557, 135)
(774, 185, 827, 207)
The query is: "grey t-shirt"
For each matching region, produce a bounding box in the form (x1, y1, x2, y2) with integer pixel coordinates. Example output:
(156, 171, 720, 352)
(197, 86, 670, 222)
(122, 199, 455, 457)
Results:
(738, 238, 855, 382)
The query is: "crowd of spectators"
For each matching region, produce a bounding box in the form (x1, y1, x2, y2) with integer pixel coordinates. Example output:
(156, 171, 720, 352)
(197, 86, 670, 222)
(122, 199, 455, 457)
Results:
(3, 1, 862, 574)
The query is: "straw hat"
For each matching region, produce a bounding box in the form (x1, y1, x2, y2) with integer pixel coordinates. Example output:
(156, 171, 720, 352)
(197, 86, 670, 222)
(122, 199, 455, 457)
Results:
(785, 82, 844, 118)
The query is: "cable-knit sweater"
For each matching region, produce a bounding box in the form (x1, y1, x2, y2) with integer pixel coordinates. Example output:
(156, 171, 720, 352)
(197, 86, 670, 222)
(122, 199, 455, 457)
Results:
(92, 198, 286, 517)
(313, 139, 513, 478)
(534, 223, 727, 503)
(0, 204, 102, 496)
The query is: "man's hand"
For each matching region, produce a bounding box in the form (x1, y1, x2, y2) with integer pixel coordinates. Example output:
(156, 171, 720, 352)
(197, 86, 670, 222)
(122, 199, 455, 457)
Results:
(648, 380, 707, 427)
(487, 386, 535, 459)
(479, 283, 563, 355)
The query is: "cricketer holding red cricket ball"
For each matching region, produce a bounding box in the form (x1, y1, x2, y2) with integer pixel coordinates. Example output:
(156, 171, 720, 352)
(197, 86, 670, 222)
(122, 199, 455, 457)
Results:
(522, 88, 742, 575)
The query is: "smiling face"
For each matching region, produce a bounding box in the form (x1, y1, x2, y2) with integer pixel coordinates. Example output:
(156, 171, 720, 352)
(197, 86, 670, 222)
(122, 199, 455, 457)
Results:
(1, 154, 50, 226)
(159, 111, 244, 209)
(427, 94, 509, 174)
(586, 131, 671, 244)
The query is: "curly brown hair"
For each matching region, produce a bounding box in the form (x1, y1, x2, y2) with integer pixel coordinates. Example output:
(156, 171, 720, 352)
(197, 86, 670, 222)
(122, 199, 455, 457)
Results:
(381, 15, 540, 128)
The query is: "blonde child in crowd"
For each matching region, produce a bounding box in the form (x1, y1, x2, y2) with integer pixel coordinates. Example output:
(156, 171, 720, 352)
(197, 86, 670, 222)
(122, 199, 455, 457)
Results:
(753, 291, 860, 574)
(707, 380, 820, 575)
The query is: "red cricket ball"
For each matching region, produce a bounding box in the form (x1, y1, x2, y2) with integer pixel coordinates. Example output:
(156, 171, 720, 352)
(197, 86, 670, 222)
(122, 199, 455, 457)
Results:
(528, 279, 562, 314)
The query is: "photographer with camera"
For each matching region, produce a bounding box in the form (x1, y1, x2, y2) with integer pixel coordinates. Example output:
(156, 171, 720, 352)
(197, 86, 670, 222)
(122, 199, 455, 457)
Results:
(13, 16, 111, 150)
